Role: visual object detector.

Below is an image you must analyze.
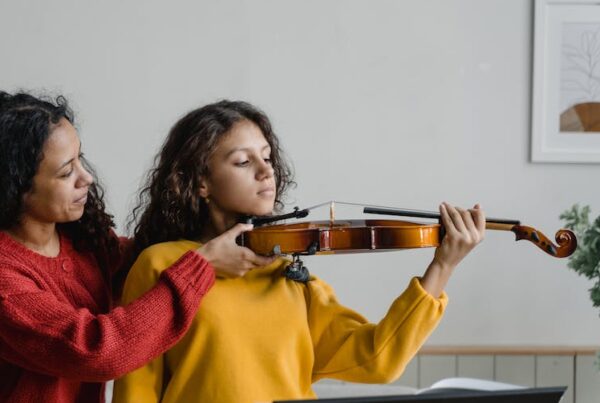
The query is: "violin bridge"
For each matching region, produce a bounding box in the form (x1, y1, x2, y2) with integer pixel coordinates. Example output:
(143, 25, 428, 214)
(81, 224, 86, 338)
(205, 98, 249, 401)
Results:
(370, 227, 376, 250)
(329, 201, 335, 226)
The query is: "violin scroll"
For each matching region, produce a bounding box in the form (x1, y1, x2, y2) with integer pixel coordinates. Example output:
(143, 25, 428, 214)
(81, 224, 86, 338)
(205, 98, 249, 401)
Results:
(511, 226, 577, 258)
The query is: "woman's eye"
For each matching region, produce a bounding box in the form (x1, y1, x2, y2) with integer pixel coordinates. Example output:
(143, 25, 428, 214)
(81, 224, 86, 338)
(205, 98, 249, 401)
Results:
(235, 160, 250, 167)
(264, 158, 272, 164)
(61, 170, 73, 178)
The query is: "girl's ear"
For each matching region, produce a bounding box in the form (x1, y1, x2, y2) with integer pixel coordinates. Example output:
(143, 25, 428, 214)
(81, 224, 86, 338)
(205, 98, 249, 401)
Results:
(199, 176, 210, 199)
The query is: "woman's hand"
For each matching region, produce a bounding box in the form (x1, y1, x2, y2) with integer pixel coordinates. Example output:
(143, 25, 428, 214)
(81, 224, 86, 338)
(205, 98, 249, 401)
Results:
(420, 202, 485, 297)
(196, 223, 277, 278)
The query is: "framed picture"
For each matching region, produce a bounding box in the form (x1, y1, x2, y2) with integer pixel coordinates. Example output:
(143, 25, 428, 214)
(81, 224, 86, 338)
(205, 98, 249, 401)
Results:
(531, 0, 600, 163)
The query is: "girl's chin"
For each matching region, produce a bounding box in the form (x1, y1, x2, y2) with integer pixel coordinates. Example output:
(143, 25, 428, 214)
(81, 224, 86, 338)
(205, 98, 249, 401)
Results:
(249, 208, 274, 218)
(231, 201, 276, 220)
(243, 205, 275, 218)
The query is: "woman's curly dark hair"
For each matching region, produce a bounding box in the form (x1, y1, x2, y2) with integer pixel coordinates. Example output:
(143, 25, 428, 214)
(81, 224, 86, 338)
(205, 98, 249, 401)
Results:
(129, 100, 294, 260)
(0, 91, 118, 270)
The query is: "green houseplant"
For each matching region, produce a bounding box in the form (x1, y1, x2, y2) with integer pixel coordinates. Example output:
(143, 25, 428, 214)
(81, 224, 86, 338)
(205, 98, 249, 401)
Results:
(560, 204, 600, 367)
(560, 204, 600, 312)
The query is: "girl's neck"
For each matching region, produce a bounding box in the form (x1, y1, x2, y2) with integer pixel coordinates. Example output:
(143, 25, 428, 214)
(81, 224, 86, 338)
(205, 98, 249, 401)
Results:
(199, 209, 240, 243)
(5, 220, 60, 257)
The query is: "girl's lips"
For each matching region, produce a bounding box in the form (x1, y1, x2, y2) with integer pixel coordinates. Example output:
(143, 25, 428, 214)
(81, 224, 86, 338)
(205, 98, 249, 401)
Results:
(258, 188, 275, 196)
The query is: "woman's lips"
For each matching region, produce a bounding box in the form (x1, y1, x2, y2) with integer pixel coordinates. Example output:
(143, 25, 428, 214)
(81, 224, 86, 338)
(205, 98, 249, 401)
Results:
(74, 194, 88, 204)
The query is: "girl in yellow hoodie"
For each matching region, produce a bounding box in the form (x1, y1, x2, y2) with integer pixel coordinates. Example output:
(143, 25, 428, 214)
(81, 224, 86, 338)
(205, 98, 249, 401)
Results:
(113, 100, 485, 403)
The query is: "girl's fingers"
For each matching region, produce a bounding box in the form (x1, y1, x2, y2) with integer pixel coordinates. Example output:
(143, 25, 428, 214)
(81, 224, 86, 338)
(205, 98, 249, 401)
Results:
(439, 203, 456, 234)
(460, 208, 477, 233)
(445, 203, 468, 233)
(472, 204, 486, 233)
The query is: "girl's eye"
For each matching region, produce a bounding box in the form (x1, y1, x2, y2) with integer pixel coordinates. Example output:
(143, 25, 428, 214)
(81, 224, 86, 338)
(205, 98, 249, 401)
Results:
(235, 160, 250, 167)
(264, 158, 272, 164)
(61, 169, 73, 178)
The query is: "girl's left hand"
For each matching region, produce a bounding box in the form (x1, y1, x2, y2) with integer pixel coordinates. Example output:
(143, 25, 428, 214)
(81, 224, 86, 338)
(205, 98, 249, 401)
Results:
(420, 202, 485, 297)
(433, 202, 486, 271)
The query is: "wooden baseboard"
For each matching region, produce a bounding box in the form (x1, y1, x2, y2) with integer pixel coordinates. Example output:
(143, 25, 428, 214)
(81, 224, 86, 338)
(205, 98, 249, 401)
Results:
(419, 345, 600, 355)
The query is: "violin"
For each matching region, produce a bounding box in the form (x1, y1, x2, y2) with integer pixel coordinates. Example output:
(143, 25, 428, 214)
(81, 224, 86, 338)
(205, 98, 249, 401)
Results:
(240, 202, 577, 259)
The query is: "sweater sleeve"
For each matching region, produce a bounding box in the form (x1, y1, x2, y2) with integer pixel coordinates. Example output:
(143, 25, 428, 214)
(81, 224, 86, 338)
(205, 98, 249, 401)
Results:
(109, 236, 135, 303)
(0, 250, 214, 383)
(112, 247, 181, 403)
(308, 277, 447, 383)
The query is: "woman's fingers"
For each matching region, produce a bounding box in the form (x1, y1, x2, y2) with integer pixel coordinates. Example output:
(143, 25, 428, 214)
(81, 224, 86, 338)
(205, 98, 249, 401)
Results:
(225, 222, 254, 241)
(197, 223, 277, 278)
(247, 249, 277, 267)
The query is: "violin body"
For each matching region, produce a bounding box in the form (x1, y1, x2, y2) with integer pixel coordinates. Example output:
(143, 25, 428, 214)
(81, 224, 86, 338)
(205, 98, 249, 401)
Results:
(241, 219, 441, 256)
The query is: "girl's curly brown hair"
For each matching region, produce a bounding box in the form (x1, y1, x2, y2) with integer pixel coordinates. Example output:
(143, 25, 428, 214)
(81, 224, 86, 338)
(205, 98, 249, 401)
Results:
(0, 91, 118, 272)
(128, 100, 294, 261)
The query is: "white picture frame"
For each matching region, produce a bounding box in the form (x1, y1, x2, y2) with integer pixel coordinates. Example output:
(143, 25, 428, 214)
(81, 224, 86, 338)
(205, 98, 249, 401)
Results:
(531, 0, 600, 163)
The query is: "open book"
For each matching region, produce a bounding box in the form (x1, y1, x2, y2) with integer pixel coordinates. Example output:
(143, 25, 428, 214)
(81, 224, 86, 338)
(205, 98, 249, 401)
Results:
(277, 377, 566, 402)
(415, 376, 526, 395)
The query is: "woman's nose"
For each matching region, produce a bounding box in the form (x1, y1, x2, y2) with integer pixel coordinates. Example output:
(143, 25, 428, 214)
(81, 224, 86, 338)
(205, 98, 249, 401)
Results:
(77, 164, 94, 187)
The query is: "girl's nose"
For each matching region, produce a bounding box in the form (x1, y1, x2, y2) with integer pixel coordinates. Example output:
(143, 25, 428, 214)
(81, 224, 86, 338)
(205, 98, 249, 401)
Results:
(257, 160, 274, 180)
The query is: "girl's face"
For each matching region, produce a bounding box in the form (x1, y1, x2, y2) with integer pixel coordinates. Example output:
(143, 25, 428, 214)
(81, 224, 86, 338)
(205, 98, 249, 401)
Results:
(201, 119, 276, 222)
(20, 118, 93, 226)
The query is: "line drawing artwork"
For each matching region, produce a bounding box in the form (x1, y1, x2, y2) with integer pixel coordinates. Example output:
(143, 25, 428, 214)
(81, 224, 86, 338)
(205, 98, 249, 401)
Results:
(560, 22, 600, 132)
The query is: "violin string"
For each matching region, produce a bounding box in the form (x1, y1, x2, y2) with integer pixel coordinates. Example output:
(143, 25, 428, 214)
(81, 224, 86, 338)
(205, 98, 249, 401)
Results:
(317, 201, 519, 225)
(301, 200, 438, 216)
(287, 201, 518, 225)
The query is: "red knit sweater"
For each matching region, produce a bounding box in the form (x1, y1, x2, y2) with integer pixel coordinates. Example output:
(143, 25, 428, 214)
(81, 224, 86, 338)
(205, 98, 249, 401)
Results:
(0, 231, 215, 403)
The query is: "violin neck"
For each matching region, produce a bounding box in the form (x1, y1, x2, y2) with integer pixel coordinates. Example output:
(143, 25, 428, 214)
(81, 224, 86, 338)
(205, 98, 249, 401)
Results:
(363, 207, 520, 229)
(485, 222, 517, 231)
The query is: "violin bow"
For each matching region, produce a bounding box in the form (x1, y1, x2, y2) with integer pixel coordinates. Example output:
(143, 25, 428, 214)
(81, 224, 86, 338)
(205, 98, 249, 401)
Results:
(364, 206, 577, 258)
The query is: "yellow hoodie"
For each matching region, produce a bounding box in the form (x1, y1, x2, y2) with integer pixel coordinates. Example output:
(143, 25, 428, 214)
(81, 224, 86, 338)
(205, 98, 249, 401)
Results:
(113, 240, 447, 403)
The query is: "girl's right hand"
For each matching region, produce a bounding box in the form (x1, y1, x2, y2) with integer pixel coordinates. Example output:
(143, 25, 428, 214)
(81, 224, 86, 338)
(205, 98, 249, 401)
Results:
(196, 223, 277, 278)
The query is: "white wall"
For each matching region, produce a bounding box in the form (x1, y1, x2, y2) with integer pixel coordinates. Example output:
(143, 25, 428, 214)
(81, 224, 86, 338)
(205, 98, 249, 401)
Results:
(1, 0, 599, 345)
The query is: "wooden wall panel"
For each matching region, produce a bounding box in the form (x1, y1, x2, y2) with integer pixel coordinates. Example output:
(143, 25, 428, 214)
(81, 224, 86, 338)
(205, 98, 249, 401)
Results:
(457, 355, 494, 379)
(494, 355, 536, 387)
(418, 355, 457, 388)
(394, 356, 419, 388)
(536, 356, 574, 403)
(310, 347, 598, 403)
(575, 355, 600, 403)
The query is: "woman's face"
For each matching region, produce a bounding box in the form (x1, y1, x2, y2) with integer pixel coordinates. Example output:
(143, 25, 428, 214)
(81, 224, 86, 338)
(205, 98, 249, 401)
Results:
(20, 118, 93, 225)
(201, 119, 276, 220)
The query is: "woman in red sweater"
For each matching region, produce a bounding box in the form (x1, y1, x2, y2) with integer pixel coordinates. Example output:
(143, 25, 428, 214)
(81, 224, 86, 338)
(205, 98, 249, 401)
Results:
(0, 91, 273, 403)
